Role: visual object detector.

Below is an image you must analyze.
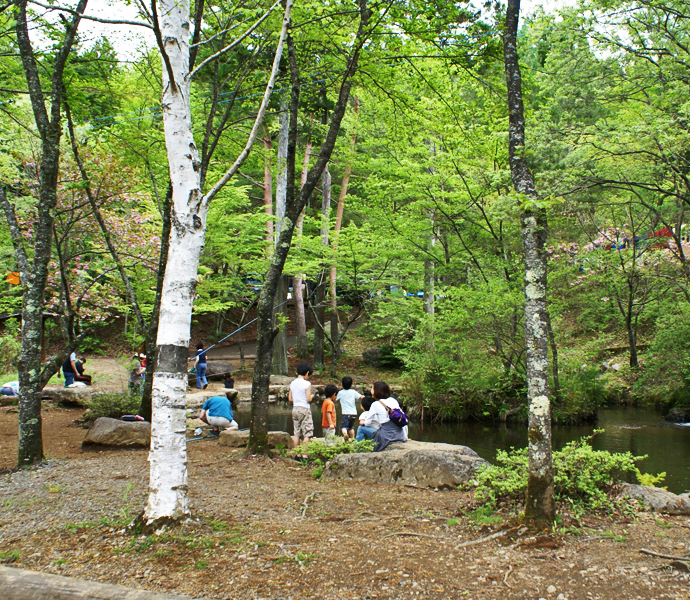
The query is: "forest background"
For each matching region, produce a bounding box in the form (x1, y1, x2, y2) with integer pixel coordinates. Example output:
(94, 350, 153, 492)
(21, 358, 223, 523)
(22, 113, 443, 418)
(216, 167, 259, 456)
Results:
(1, 0, 689, 428)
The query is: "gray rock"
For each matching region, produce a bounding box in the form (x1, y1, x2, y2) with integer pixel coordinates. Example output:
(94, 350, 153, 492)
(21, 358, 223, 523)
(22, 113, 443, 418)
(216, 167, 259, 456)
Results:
(665, 408, 689, 423)
(270, 375, 293, 385)
(362, 347, 383, 367)
(204, 361, 234, 380)
(218, 429, 293, 449)
(42, 386, 92, 407)
(322, 440, 488, 489)
(618, 483, 690, 515)
(82, 417, 150, 448)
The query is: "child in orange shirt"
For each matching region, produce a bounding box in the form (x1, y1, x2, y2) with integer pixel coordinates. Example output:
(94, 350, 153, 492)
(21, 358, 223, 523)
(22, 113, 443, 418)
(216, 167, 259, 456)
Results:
(321, 384, 338, 446)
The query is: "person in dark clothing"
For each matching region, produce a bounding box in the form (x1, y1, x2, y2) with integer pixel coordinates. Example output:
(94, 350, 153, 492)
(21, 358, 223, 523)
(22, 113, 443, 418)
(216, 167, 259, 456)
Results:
(62, 351, 79, 387)
(193, 343, 208, 389)
(75, 357, 92, 385)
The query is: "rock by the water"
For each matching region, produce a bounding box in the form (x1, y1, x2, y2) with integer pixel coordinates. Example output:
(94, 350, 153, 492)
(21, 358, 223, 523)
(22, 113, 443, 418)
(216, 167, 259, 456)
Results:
(665, 408, 689, 423)
(205, 361, 234, 380)
(270, 375, 293, 385)
(42, 386, 92, 406)
(185, 389, 237, 408)
(322, 440, 488, 489)
(362, 347, 383, 367)
(219, 429, 293, 449)
(618, 483, 690, 515)
(82, 417, 150, 448)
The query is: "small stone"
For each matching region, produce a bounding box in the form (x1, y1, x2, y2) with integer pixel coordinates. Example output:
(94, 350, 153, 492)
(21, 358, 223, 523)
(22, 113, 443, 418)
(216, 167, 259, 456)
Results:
(547, 585, 557, 594)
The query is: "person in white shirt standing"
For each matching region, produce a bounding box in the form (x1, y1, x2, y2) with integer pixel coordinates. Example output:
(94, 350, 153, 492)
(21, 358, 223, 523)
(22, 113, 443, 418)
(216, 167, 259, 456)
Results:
(336, 376, 363, 440)
(289, 362, 314, 450)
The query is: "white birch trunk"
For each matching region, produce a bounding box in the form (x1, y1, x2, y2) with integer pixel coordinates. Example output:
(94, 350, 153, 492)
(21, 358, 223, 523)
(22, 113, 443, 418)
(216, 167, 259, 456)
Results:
(144, 0, 202, 525)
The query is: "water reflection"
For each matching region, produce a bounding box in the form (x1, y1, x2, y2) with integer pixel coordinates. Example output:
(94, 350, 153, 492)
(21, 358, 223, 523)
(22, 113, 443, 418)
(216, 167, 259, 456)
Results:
(233, 403, 690, 494)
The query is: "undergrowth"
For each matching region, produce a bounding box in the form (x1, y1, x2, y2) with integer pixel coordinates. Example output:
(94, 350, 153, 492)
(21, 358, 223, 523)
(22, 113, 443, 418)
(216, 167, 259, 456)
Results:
(292, 439, 374, 478)
(83, 392, 142, 423)
(469, 430, 664, 513)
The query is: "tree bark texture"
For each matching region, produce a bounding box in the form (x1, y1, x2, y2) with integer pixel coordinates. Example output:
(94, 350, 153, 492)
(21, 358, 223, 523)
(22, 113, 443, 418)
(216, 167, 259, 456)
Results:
(503, 0, 555, 524)
(6, 0, 87, 467)
(248, 2, 370, 453)
(144, 0, 202, 526)
(312, 165, 331, 371)
(262, 124, 273, 242)
(293, 141, 312, 359)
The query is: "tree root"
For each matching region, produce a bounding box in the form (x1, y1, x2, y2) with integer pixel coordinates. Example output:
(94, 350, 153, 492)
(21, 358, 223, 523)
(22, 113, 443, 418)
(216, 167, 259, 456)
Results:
(640, 548, 690, 562)
(382, 532, 441, 540)
(455, 527, 518, 550)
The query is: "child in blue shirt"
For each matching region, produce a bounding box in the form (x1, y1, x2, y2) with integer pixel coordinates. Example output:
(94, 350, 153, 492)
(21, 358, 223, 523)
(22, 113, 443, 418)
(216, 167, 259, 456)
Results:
(336, 376, 363, 440)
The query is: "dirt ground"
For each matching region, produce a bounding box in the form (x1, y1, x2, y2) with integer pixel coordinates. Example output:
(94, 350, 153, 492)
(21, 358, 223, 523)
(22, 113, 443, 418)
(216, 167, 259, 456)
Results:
(0, 408, 688, 600)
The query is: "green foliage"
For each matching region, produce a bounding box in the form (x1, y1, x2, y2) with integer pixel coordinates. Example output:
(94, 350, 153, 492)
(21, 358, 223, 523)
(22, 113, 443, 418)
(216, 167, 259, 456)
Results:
(294, 438, 374, 478)
(471, 431, 642, 511)
(84, 392, 142, 423)
(0, 321, 20, 376)
(635, 469, 667, 489)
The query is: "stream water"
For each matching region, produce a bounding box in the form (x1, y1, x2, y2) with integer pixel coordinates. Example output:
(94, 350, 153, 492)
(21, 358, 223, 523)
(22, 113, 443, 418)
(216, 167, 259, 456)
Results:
(233, 403, 690, 494)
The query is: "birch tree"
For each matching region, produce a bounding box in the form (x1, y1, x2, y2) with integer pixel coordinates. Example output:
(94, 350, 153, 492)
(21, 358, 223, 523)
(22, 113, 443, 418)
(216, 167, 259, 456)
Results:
(144, 0, 292, 527)
(503, 0, 555, 523)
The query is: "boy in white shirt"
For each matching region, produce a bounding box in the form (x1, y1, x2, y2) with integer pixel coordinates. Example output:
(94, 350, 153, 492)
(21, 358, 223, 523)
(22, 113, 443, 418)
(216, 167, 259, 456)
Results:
(336, 376, 363, 440)
(289, 362, 314, 450)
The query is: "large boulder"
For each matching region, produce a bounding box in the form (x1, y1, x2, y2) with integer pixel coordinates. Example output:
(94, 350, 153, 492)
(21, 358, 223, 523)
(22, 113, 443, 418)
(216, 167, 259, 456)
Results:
(219, 429, 293, 449)
(362, 347, 383, 368)
(618, 483, 690, 515)
(42, 386, 92, 407)
(665, 408, 689, 423)
(270, 375, 293, 385)
(322, 440, 488, 489)
(82, 417, 150, 448)
(205, 361, 234, 380)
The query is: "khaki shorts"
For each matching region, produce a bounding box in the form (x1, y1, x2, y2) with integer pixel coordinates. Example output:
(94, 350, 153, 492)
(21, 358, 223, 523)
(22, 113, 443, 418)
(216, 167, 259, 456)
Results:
(292, 407, 314, 439)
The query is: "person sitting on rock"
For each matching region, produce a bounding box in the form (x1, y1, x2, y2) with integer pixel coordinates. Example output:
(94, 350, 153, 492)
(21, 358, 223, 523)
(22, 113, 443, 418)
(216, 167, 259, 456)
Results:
(199, 395, 238, 435)
(367, 381, 407, 452)
(355, 396, 378, 441)
(75, 357, 92, 385)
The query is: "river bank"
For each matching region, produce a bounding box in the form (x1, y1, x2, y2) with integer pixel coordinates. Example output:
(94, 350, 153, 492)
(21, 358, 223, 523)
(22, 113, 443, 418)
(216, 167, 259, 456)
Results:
(0, 438, 688, 600)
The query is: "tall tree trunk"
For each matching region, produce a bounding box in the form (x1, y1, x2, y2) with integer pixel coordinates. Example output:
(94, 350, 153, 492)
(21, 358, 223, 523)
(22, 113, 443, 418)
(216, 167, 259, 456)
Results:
(424, 256, 435, 316)
(272, 96, 289, 375)
(5, 0, 87, 467)
(293, 140, 312, 359)
(327, 103, 358, 375)
(144, 0, 203, 526)
(503, 0, 555, 524)
(262, 124, 273, 243)
(313, 165, 331, 371)
(545, 311, 560, 400)
(248, 2, 370, 453)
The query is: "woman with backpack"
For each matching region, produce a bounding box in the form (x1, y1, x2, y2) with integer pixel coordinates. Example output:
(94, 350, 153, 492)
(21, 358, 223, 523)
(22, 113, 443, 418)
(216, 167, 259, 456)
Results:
(364, 381, 408, 452)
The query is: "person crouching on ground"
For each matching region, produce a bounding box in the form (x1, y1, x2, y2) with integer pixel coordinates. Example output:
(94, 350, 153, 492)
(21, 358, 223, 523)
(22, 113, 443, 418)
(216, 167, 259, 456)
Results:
(289, 362, 314, 451)
(199, 395, 238, 435)
(369, 381, 407, 452)
(336, 376, 362, 440)
(356, 396, 378, 441)
(321, 384, 338, 446)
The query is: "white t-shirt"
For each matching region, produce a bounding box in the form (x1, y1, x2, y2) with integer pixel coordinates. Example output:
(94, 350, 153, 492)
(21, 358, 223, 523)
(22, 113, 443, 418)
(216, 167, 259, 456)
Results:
(290, 377, 311, 409)
(359, 409, 380, 430)
(337, 388, 362, 415)
(2, 381, 18, 393)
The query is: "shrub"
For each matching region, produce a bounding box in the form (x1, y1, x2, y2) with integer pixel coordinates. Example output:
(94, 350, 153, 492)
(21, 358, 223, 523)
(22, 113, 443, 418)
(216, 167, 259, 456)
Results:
(471, 431, 658, 511)
(294, 439, 374, 478)
(83, 392, 142, 423)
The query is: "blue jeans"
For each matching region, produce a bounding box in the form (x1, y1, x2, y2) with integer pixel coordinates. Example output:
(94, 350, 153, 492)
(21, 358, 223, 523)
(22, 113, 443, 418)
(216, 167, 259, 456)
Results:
(63, 371, 75, 387)
(196, 363, 208, 388)
(356, 425, 376, 441)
